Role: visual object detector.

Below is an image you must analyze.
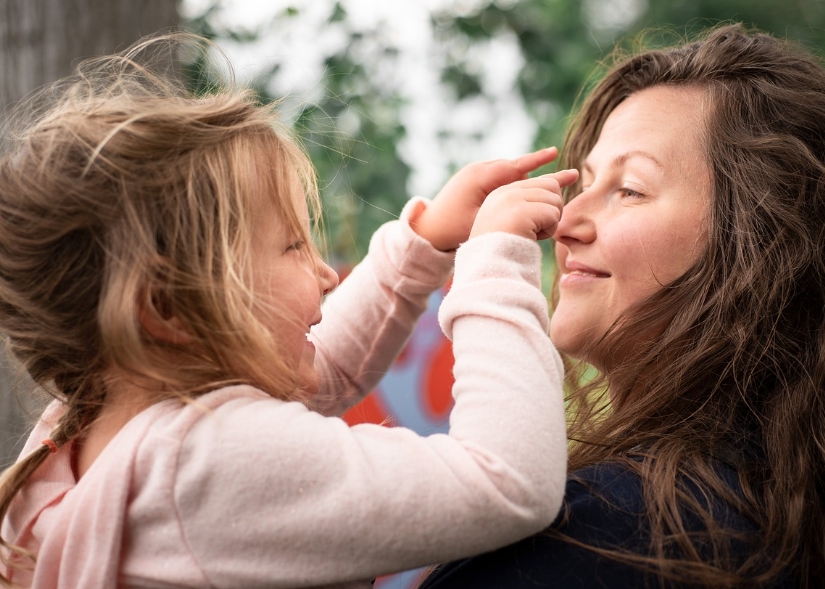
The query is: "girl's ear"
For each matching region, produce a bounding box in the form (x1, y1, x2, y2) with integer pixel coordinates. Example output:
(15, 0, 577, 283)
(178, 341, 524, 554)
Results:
(137, 289, 195, 345)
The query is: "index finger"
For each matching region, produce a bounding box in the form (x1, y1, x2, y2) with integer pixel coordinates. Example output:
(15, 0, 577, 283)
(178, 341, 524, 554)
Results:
(540, 168, 579, 188)
(512, 147, 559, 175)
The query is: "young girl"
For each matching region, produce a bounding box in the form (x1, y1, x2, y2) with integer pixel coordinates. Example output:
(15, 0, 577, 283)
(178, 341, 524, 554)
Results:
(0, 35, 574, 587)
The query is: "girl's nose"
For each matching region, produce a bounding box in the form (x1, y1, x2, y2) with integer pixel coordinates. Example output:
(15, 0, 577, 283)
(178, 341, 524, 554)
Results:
(318, 259, 339, 296)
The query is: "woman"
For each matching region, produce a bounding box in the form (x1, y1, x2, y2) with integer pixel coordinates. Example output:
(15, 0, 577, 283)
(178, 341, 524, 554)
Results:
(420, 23, 825, 588)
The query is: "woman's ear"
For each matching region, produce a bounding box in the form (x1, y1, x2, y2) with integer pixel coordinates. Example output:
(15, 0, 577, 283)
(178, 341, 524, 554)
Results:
(137, 288, 195, 345)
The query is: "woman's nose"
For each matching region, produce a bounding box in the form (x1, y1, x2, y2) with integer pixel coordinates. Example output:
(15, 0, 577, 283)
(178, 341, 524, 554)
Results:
(553, 188, 597, 246)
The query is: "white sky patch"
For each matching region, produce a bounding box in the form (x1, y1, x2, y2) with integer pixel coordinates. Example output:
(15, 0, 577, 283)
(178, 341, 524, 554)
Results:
(583, 0, 647, 31)
(180, 0, 536, 199)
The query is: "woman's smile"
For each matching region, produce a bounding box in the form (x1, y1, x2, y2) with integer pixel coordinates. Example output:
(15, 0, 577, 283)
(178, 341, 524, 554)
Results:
(558, 259, 611, 286)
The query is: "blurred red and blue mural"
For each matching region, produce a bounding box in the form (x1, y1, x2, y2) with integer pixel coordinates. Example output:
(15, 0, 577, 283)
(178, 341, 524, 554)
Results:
(341, 285, 454, 589)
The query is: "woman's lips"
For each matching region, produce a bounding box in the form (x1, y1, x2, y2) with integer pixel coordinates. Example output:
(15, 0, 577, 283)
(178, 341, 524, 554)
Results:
(559, 260, 610, 286)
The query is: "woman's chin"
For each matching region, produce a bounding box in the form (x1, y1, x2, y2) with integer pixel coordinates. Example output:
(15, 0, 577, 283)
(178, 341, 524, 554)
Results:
(549, 325, 585, 360)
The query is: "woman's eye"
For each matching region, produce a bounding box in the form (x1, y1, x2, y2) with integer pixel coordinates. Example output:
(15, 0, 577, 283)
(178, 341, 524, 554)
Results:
(619, 187, 644, 198)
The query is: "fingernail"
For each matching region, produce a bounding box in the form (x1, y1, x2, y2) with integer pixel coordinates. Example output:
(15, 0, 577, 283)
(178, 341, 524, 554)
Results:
(542, 169, 575, 176)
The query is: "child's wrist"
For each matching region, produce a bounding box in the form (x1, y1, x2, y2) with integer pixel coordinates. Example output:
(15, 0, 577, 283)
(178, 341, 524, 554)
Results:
(407, 199, 454, 252)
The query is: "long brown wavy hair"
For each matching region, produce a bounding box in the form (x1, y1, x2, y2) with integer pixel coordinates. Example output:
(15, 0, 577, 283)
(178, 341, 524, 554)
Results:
(0, 34, 323, 584)
(553, 23, 825, 587)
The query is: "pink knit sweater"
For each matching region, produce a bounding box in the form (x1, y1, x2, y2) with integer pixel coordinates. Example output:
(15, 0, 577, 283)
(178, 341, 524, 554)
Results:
(1, 199, 567, 588)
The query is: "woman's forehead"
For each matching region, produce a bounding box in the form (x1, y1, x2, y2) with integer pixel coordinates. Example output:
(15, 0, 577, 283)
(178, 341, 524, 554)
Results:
(585, 86, 709, 178)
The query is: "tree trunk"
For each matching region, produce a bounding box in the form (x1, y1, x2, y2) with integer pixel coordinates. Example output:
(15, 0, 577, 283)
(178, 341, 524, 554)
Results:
(0, 0, 180, 468)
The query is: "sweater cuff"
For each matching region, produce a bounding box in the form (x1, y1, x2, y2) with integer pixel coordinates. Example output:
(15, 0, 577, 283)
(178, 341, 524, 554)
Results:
(369, 197, 455, 290)
(438, 232, 548, 339)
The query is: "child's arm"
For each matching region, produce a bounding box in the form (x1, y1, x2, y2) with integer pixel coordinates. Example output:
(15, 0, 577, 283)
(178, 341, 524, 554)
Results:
(141, 167, 578, 587)
(309, 148, 560, 415)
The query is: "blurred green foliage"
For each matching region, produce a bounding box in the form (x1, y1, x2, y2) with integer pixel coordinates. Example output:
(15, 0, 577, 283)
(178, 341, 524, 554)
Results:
(185, 0, 825, 264)
(186, 2, 411, 263)
(295, 52, 410, 263)
(438, 0, 825, 155)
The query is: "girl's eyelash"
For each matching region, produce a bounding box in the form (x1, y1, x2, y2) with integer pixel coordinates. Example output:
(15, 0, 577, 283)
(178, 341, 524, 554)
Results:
(286, 240, 305, 252)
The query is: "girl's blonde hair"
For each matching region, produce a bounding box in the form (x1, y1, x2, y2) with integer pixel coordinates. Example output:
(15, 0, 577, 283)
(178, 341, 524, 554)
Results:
(0, 33, 322, 581)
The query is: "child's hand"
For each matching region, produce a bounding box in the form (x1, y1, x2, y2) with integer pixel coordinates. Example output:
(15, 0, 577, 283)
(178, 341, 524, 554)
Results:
(411, 147, 560, 251)
(469, 168, 579, 241)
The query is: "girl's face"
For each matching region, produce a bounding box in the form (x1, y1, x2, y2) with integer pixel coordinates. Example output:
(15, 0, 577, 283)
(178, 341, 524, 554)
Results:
(550, 85, 711, 368)
(250, 173, 338, 395)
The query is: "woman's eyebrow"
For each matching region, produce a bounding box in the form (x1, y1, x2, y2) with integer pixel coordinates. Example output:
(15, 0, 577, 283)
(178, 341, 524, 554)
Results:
(613, 150, 664, 169)
(583, 150, 664, 175)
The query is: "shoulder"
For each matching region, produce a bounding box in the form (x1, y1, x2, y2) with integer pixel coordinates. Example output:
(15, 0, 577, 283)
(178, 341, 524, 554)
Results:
(124, 385, 327, 580)
(419, 460, 760, 589)
(419, 462, 650, 589)
(555, 461, 649, 549)
(558, 459, 759, 546)
(135, 385, 284, 446)
(565, 461, 645, 513)
(135, 384, 328, 469)
(130, 384, 316, 497)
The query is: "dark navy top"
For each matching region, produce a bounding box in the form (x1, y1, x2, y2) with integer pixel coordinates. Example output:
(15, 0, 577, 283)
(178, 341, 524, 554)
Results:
(418, 461, 794, 588)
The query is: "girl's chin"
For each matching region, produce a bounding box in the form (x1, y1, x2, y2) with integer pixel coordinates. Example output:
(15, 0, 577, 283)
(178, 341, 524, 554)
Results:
(296, 363, 321, 396)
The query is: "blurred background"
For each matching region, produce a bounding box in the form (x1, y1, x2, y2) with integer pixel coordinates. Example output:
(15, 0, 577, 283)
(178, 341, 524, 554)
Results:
(1, 1, 824, 587)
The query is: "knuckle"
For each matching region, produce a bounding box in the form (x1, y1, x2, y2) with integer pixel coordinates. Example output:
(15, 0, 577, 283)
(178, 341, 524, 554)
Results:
(545, 178, 561, 193)
(481, 159, 504, 170)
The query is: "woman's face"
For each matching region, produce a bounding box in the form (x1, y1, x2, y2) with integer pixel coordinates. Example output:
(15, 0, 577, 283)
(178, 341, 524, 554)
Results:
(550, 85, 711, 368)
